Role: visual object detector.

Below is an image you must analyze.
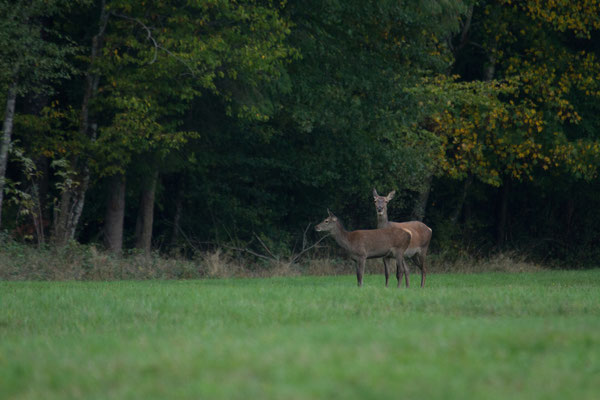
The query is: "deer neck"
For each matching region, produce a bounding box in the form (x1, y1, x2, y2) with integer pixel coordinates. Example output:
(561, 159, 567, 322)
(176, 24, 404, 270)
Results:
(330, 221, 354, 253)
(377, 212, 389, 228)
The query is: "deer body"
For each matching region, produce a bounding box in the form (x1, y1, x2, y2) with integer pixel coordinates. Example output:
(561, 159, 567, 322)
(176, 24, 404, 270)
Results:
(316, 210, 411, 287)
(373, 189, 433, 287)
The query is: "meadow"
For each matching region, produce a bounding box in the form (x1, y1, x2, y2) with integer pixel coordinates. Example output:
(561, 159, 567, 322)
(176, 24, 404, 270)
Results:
(1, 270, 599, 399)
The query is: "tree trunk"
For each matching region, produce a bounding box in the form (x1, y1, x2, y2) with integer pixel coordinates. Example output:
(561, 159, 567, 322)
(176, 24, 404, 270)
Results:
(411, 174, 432, 221)
(450, 175, 473, 223)
(496, 178, 510, 248)
(135, 168, 158, 254)
(170, 175, 185, 247)
(453, 5, 473, 55)
(484, 54, 496, 81)
(104, 174, 126, 254)
(35, 156, 50, 221)
(0, 79, 18, 229)
(52, 3, 109, 245)
(52, 135, 93, 245)
(28, 183, 45, 246)
(53, 183, 74, 244)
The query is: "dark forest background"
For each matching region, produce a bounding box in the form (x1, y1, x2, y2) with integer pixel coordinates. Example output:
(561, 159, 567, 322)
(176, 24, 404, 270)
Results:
(2, 0, 600, 268)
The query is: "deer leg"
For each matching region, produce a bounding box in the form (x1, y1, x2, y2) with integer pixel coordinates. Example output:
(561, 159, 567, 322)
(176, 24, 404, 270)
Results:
(417, 254, 427, 288)
(356, 257, 366, 287)
(396, 257, 404, 288)
(402, 258, 410, 288)
(383, 258, 390, 287)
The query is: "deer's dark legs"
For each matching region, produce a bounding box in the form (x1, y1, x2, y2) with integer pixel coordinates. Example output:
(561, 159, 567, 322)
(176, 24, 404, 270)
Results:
(403, 259, 410, 288)
(397, 257, 409, 288)
(396, 256, 404, 288)
(416, 253, 427, 288)
(383, 258, 391, 287)
(356, 257, 366, 287)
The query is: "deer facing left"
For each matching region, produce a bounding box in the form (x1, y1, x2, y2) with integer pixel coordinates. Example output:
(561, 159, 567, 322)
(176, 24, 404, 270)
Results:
(315, 210, 412, 287)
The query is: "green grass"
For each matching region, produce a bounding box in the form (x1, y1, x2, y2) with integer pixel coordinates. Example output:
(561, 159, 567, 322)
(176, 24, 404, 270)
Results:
(1, 270, 600, 399)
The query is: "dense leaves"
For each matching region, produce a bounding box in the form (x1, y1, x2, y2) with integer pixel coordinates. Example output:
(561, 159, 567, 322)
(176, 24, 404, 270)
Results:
(2, 0, 600, 266)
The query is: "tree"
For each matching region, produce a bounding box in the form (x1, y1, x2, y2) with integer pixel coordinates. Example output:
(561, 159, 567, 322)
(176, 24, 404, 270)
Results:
(173, 0, 471, 249)
(422, 0, 600, 248)
(0, 0, 78, 229)
(91, 0, 295, 252)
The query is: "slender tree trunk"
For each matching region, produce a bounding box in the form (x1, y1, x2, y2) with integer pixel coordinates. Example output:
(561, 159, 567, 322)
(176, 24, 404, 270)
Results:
(170, 175, 185, 247)
(450, 175, 473, 223)
(411, 174, 432, 221)
(484, 54, 496, 81)
(496, 178, 510, 248)
(52, 129, 94, 245)
(35, 156, 50, 216)
(52, 3, 109, 245)
(53, 182, 74, 244)
(22, 93, 51, 240)
(135, 168, 158, 254)
(453, 5, 473, 55)
(104, 174, 126, 254)
(0, 79, 18, 229)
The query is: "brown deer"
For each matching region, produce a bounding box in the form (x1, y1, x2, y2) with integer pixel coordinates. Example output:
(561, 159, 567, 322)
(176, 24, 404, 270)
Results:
(315, 209, 412, 287)
(373, 189, 432, 288)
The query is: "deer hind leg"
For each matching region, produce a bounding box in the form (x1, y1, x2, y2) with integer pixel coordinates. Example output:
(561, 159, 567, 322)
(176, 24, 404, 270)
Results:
(416, 253, 427, 288)
(398, 257, 410, 288)
(396, 256, 406, 288)
(356, 257, 366, 287)
(383, 258, 390, 287)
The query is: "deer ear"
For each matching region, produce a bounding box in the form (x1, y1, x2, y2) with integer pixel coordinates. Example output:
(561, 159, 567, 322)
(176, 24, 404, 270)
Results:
(387, 190, 396, 201)
(373, 188, 379, 197)
(327, 208, 333, 216)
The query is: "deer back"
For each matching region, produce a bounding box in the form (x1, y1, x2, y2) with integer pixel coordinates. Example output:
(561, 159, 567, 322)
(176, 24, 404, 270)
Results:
(387, 220, 431, 249)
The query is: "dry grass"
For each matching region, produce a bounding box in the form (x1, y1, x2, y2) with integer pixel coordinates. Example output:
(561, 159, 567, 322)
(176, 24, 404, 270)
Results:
(0, 235, 544, 281)
(427, 251, 542, 273)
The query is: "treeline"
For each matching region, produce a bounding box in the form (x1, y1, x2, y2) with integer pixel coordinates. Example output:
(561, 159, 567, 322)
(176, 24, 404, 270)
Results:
(1, 0, 600, 267)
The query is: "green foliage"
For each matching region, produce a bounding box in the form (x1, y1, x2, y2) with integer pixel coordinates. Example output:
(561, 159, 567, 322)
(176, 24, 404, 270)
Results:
(185, 0, 470, 239)
(0, 0, 81, 95)
(83, 0, 297, 180)
(2, 0, 600, 263)
(451, 0, 600, 182)
(3, 146, 42, 227)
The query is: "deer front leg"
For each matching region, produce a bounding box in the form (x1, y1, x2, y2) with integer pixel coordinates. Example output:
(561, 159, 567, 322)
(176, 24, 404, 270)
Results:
(356, 257, 366, 287)
(382, 258, 390, 287)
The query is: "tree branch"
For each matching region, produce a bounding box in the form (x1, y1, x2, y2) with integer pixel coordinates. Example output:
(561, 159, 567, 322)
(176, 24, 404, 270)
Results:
(111, 12, 158, 64)
(290, 232, 329, 265)
(112, 12, 198, 75)
(254, 233, 279, 261)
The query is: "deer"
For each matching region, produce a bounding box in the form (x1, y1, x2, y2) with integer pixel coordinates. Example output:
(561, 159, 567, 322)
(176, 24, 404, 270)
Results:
(373, 189, 432, 288)
(315, 209, 412, 287)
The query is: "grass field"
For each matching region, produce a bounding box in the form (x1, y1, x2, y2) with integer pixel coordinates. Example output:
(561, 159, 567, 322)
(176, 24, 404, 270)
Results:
(1, 270, 600, 399)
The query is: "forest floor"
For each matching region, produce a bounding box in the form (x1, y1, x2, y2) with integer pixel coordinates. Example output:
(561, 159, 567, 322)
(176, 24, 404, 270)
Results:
(2, 270, 599, 399)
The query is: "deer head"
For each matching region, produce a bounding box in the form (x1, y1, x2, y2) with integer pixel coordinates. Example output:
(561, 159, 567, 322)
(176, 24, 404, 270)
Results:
(315, 209, 338, 232)
(373, 188, 395, 216)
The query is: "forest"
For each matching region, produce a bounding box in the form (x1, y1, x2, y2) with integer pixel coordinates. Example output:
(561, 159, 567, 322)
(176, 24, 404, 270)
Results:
(1, 0, 600, 270)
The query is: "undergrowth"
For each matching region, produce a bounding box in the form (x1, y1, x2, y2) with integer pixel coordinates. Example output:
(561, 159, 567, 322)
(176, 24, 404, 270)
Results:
(0, 235, 544, 281)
